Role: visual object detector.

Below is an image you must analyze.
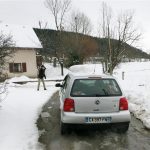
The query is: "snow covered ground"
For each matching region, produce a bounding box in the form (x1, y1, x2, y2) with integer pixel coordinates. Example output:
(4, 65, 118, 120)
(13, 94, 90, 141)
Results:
(0, 64, 69, 150)
(114, 62, 150, 129)
(0, 62, 150, 150)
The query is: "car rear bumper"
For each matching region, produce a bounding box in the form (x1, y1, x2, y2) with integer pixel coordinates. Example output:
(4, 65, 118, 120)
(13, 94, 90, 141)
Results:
(61, 110, 131, 124)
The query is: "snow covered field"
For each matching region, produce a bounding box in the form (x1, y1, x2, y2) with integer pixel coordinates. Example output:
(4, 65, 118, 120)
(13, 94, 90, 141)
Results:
(114, 62, 150, 129)
(0, 64, 69, 150)
(0, 62, 150, 150)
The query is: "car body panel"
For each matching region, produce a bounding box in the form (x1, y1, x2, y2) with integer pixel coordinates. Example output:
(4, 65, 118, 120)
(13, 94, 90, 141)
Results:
(61, 110, 131, 124)
(73, 97, 120, 113)
(57, 73, 131, 126)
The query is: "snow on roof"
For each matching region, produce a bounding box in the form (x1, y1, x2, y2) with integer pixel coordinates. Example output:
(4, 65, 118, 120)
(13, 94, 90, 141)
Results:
(0, 23, 42, 48)
(69, 64, 103, 75)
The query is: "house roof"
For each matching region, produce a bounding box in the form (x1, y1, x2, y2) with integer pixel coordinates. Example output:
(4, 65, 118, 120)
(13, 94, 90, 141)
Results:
(0, 24, 42, 48)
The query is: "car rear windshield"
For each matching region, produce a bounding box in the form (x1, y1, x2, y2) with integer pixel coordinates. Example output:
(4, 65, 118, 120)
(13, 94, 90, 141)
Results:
(70, 78, 122, 97)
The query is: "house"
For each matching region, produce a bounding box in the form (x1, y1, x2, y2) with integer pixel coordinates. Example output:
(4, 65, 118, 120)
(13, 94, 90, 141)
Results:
(0, 24, 42, 78)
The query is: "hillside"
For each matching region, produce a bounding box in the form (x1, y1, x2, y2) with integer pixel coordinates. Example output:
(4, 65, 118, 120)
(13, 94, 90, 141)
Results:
(94, 37, 150, 59)
(34, 28, 150, 61)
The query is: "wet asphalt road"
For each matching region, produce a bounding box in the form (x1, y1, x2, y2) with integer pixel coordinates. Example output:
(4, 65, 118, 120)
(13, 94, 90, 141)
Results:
(37, 91, 150, 150)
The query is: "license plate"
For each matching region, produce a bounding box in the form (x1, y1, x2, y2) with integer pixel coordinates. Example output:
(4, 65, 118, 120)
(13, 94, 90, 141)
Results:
(85, 117, 112, 123)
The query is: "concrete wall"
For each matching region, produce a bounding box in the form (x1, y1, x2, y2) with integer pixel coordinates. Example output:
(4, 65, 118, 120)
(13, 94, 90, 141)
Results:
(5, 48, 38, 78)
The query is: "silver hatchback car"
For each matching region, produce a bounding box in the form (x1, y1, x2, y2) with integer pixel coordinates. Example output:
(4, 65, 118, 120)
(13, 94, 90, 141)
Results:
(56, 73, 131, 134)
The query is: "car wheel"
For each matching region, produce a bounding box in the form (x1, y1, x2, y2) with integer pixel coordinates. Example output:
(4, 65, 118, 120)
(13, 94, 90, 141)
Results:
(60, 121, 68, 135)
(116, 122, 129, 133)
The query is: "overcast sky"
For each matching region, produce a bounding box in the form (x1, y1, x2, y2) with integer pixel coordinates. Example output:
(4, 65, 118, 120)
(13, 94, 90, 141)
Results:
(0, 0, 150, 53)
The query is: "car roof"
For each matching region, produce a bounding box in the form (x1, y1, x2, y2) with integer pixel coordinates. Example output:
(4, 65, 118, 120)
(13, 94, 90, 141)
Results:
(67, 72, 116, 80)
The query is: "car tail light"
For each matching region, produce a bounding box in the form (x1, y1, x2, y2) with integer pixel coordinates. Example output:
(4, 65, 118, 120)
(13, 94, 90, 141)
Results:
(119, 97, 128, 110)
(63, 98, 75, 112)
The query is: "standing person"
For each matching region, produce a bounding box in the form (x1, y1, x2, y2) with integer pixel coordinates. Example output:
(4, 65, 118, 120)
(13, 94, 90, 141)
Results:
(37, 65, 47, 91)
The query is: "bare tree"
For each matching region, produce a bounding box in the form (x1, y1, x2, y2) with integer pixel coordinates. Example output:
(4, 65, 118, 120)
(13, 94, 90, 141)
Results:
(0, 33, 15, 65)
(38, 21, 48, 29)
(61, 11, 95, 67)
(44, 0, 71, 75)
(0, 32, 15, 80)
(98, 2, 141, 74)
(69, 11, 92, 35)
(45, 0, 71, 31)
(62, 33, 98, 67)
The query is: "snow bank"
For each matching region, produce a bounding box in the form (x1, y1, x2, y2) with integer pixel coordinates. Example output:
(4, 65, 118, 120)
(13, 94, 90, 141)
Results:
(114, 62, 150, 129)
(0, 63, 69, 150)
(69, 64, 103, 75)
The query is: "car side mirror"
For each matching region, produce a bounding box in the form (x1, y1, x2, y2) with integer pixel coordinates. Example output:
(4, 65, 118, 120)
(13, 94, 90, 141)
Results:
(55, 83, 63, 87)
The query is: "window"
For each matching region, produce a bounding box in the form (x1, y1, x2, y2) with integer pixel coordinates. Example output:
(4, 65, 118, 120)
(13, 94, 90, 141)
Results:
(71, 79, 122, 97)
(9, 63, 27, 73)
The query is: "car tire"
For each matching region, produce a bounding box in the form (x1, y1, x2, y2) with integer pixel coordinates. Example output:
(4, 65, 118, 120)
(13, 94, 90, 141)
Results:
(60, 122, 68, 135)
(116, 122, 129, 133)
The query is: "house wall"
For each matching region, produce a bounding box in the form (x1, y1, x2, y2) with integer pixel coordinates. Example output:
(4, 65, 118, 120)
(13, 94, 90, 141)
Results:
(5, 49, 38, 78)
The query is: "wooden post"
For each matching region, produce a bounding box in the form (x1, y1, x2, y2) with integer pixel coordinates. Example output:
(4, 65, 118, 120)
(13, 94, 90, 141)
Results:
(122, 71, 125, 80)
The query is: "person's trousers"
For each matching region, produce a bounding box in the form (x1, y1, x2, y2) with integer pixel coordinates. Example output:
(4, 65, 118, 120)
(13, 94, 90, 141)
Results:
(37, 78, 46, 90)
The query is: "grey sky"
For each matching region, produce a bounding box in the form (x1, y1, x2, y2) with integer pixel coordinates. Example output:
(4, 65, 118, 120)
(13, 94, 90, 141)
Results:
(0, 0, 149, 52)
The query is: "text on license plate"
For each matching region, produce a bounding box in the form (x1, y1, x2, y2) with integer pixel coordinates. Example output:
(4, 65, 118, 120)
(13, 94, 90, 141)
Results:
(85, 117, 112, 123)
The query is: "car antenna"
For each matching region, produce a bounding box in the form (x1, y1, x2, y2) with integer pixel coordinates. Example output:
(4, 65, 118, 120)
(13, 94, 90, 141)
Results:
(93, 64, 96, 74)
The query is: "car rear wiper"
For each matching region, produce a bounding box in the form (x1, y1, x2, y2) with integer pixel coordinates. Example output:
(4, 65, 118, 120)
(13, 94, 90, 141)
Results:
(102, 89, 109, 96)
(95, 94, 104, 97)
(89, 94, 105, 97)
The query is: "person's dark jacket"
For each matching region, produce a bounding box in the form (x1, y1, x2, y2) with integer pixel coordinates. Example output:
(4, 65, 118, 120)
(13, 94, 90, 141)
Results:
(38, 65, 46, 79)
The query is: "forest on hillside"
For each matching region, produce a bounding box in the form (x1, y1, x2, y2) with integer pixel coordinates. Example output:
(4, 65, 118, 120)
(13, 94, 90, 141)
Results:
(34, 28, 150, 65)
